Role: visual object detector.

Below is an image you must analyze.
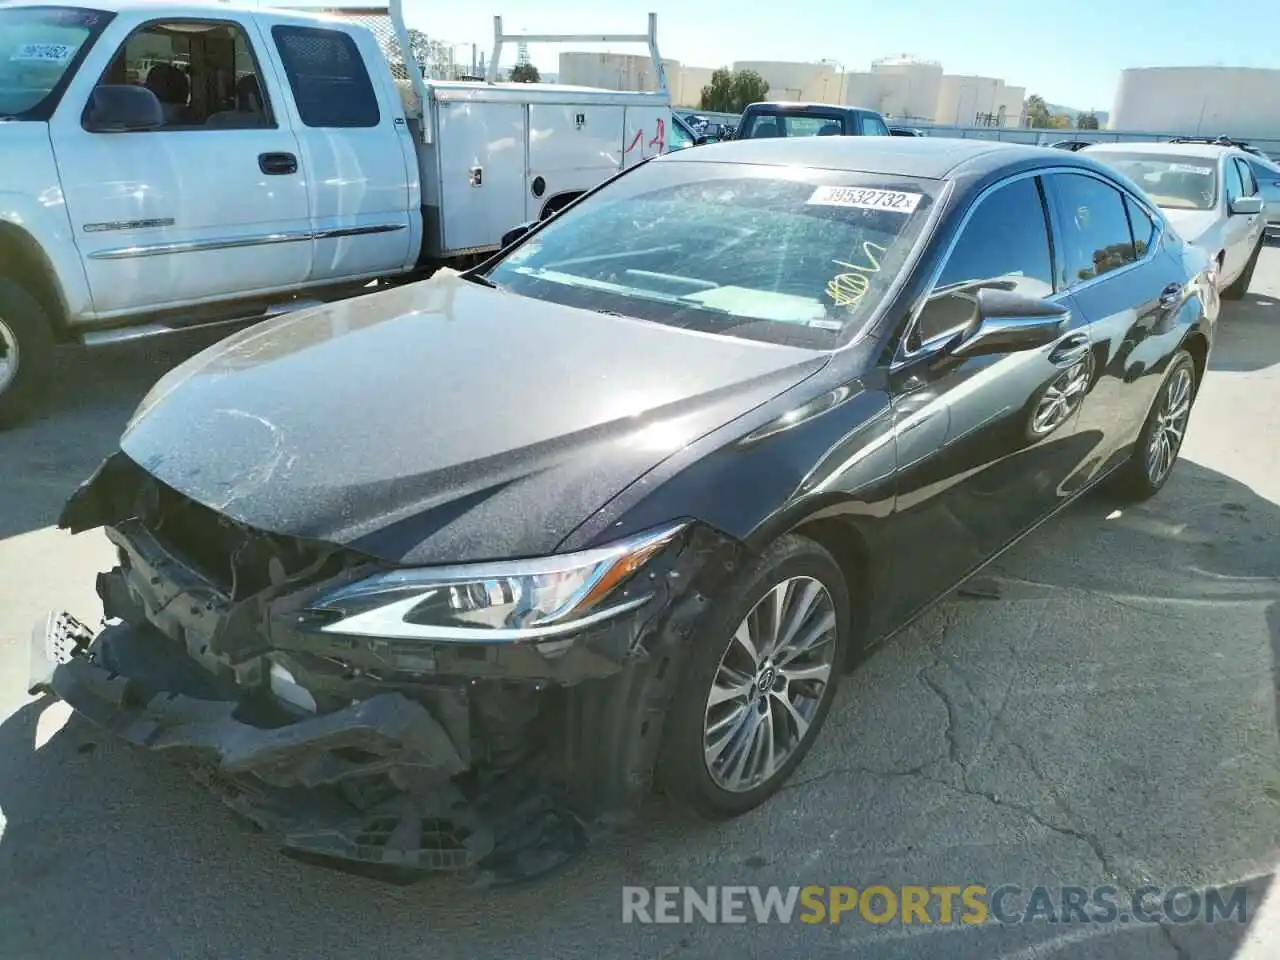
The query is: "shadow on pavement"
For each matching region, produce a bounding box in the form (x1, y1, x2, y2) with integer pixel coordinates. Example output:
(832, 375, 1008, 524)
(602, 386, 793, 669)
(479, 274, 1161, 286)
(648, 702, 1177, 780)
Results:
(1208, 293, 1280, 372)
(0, 330, 232, 541)
(1, 458, 1277, 959)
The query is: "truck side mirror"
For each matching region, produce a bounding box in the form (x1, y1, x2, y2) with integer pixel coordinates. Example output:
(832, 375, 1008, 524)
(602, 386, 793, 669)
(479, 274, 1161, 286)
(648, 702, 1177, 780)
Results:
(83, 85, 165, 133)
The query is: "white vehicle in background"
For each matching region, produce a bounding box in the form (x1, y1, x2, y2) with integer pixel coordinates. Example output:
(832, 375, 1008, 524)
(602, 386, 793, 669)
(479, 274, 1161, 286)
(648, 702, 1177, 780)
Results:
(1082, 142, 1266, 301)
(0, 0, 679, 423)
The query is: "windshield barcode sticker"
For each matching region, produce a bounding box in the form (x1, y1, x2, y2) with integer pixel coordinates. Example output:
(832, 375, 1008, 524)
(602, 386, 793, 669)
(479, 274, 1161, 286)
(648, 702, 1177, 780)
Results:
(1169, 164, 1213, 175)
(807, 186, 922, 213)
(9, 42, 78, 64)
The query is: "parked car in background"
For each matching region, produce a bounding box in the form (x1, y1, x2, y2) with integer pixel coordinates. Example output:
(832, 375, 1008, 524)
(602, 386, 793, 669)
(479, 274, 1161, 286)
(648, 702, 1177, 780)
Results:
(36, 137, 1217, 883)
(1242, 152, 1280, 236)
(733, 101, 891, 139)
(1084, 141, 1267, 298)
(1049, 139, 1096, 152)
(1168, 135, 1269, 160)
(0, 1, 679, 425)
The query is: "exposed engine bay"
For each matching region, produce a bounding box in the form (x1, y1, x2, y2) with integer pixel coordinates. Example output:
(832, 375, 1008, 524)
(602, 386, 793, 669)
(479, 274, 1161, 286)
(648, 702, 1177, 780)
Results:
(31, 452, 737, 884)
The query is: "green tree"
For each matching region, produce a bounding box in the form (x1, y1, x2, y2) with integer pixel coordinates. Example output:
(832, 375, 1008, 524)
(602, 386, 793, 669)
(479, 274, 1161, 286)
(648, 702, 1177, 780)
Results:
(1076, 110, 1100, 130)
(397, 28, 457, 80)
(1024, 94, 1053, 128)
(699, 68, 769, 113)
(509, 62, 541, 83)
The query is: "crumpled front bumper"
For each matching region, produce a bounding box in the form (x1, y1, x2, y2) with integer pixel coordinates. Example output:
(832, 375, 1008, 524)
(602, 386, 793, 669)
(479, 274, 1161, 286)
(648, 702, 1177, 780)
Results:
(29, 612, 586, 883)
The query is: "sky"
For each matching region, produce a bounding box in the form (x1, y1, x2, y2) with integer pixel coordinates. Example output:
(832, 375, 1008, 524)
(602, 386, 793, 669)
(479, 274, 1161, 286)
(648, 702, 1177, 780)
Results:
(393, 0, 1279, 112)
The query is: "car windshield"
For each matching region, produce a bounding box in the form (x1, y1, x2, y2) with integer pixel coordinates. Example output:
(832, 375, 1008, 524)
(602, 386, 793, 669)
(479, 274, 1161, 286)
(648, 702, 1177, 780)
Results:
(484, 160, 939, 348)
(0, 6, 111, 119)
(743, 113, 845, 138)
(1091, 152, 1219, 211)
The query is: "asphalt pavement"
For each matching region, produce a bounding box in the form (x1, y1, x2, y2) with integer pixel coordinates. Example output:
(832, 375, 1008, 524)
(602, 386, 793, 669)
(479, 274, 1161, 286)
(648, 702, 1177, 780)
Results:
(1, 250, 1279, 959)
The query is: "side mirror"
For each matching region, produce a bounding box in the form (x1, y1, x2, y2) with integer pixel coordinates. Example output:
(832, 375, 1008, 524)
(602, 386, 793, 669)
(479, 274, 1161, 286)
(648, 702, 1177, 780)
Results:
(1229, 195, 1263, 216)
(83, 84, 164, 133)
(500, 221, 537, 248)
(949, 288, 1070, 360)
(694, 134, 721, 146)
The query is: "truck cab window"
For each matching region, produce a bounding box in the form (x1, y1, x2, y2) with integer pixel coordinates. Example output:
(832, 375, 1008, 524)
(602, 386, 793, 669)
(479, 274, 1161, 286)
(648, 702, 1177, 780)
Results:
(90, 20, 273, 130)
(271, 26, 379, 128)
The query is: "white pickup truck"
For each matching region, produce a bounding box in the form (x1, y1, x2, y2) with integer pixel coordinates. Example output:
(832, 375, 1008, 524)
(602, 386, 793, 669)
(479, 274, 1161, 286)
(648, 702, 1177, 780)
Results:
(0, 0, 690, 422)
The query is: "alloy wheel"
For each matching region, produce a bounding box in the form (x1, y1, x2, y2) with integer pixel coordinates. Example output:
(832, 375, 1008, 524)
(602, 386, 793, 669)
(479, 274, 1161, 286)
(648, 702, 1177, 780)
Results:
(0, 318, 18, 395)
(702, 576, 837, 793)
(1146, 365, 1193, 485)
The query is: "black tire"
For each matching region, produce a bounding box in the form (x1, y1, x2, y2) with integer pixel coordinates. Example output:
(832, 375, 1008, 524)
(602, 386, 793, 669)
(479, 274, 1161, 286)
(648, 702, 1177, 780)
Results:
(1221, 240, 1261, 300)
(0, 276, 56, 428)
(658, 534, 849, 819)
(1109, 349, 1198, 502)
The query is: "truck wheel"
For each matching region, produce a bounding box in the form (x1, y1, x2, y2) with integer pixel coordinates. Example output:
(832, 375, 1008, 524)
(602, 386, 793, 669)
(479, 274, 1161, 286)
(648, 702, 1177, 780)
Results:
(0, 277, 56, 427)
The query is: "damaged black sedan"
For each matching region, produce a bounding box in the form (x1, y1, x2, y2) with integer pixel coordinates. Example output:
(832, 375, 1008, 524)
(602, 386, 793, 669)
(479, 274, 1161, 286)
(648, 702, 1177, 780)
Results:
(31, 137, 1217, 882)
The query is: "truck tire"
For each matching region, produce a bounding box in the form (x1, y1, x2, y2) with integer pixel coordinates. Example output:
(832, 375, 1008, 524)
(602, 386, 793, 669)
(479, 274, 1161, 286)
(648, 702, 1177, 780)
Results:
(0, 277, 56, 427)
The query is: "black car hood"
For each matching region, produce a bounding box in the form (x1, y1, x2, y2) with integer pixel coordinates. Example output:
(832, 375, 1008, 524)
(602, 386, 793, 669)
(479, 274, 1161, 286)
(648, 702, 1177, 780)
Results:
(120, 272, 827, 566)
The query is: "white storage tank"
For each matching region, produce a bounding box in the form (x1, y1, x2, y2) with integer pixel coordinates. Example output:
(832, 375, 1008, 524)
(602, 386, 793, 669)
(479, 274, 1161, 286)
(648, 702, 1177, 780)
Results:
(1110, 67, 1280, 137)
(732, 60, 838, 103)
(677, 65, 715, 107)
(557, 52, 680, 94)
(996, 85, 1026, 127)
(936, 75, 1004, 125)
(870, 55, 942, 121)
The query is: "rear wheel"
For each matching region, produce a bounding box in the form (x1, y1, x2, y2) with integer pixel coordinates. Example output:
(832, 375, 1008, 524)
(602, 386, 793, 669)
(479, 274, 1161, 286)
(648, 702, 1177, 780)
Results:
(0, 277, 56, 428)
(1221, 240, 1261, 300)
(658, 535, 849, 819)
(1109, 350, 1197, 501)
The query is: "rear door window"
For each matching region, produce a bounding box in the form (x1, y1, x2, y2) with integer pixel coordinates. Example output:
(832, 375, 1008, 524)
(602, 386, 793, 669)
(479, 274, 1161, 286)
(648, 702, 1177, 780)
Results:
(271, 25, 379, 128)
(1124, 196, 1156, 258)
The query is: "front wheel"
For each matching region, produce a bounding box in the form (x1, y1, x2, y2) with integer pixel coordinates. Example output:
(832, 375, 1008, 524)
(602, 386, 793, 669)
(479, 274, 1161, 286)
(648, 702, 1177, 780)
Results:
(1221, 239, 1261, 301)
(658, 535, 849, 819)
(0, 277, 56, 428)
(1109, 350, 1197, 501)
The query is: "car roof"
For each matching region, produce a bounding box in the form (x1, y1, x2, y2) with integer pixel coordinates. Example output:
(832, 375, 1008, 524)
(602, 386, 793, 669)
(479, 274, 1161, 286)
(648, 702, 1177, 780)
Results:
(747, 102, 879, 114)
(661, 136, 1056, 180)
(1082, 141, 1237, 162)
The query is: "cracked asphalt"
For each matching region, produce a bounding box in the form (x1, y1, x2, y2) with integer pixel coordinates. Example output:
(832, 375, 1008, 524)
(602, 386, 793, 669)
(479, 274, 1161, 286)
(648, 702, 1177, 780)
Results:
(2, 247, 1279, 959)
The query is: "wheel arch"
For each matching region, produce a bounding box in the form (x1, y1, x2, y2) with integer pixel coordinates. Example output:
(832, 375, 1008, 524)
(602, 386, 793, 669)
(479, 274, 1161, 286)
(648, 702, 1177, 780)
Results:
(1181, 329, 1210, 394)
(745, 497, 881, 668)
(0, 221, 70, 337)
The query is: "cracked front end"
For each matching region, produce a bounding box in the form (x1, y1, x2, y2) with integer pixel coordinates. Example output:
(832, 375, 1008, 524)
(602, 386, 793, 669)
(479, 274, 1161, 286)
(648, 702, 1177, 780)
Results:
(32, 453, 736, 883)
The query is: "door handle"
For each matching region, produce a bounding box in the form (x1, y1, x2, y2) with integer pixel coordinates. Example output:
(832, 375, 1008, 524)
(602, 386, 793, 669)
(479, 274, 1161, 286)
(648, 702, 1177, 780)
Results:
(1048, 332, 1091, 366)
(1158, 283, 1183, 309)
(259, 152, 298, 175)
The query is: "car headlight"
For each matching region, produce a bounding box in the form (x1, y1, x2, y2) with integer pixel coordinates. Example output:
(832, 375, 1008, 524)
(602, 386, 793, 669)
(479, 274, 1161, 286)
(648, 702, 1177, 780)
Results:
(304, 522, 687, 643)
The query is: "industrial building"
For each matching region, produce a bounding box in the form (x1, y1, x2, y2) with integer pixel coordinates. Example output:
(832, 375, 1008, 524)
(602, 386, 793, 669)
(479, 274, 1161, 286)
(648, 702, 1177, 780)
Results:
(556, 50, 1027, 123)
(1110, 67, 1280, 138)
(557, 52, 682, 97)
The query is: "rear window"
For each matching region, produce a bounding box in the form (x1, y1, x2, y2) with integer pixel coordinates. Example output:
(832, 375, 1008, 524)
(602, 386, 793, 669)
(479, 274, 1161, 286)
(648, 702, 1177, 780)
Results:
(1088, 151, 1218, 211)
(742, 113, 845, 138)
(271, 25, 378, 128)
(485, 160, 940, 348)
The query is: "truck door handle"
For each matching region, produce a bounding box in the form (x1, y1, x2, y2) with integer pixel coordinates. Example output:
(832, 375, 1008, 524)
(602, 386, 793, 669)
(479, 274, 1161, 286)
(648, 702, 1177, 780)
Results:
(1048, 332, 1091, 366)
(1158, 283, 1183, 309)
(259, 152, 298, 175)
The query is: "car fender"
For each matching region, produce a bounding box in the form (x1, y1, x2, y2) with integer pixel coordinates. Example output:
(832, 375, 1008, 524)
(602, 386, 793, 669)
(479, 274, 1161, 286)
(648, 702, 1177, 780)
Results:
(0, 193, 94, 324)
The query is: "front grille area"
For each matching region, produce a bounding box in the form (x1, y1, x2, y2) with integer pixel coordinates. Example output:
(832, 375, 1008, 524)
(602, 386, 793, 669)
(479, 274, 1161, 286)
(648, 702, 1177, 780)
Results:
(135, 474, 338, 600)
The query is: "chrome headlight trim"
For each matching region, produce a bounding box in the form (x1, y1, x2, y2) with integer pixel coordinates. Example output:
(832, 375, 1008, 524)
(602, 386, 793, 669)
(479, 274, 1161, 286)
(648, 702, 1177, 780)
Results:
(307, 521, 688, 644)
